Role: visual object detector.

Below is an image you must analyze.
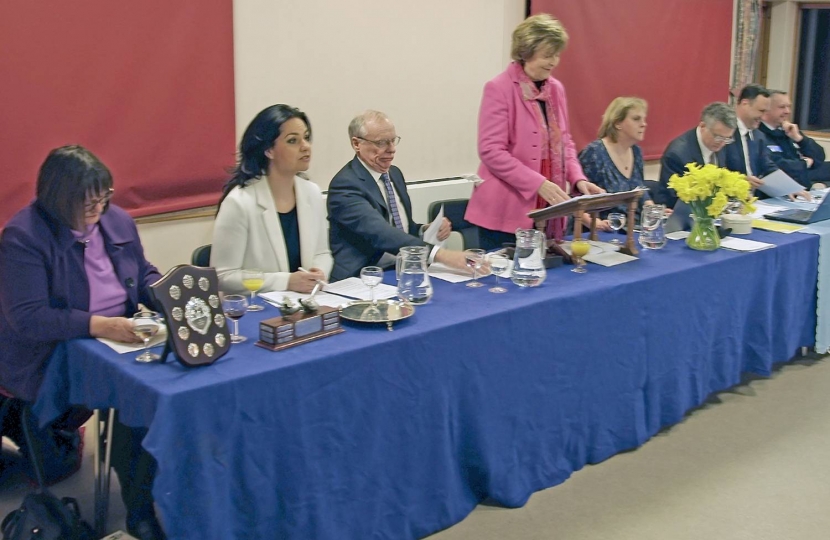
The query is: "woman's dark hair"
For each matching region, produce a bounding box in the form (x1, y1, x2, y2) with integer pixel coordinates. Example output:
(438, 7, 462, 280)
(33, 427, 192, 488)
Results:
(218, 104, 311, 209)
(36, 145, 113, 230)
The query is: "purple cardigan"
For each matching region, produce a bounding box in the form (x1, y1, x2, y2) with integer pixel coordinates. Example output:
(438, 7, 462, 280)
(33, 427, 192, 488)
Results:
(465, 62, 586, 233)
(0, 202, 161, 401)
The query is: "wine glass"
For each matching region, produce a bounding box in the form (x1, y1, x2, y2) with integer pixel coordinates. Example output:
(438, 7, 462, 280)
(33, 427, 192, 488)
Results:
(222, 294, 248, 343)
(241, 269, 264, 312)
(608, 212, 626, 245)
(464, 248, 486, 288)
(487, 254, 510, 293)
(570, 239, 590, 274)
(360, 266, 384, 305)
(132, 311, 162, 362)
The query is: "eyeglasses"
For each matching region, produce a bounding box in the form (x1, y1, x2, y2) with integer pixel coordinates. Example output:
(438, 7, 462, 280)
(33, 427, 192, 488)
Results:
(84, 189, 114, 213)
(356, 136, 401, 149)
(712, 135, 734, 145)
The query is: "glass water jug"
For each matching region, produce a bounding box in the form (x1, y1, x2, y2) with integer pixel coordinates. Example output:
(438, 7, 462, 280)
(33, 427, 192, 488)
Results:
(396, 246, 433, 304)
(510, 228, 546, 287)
(639, 204, 667, 250)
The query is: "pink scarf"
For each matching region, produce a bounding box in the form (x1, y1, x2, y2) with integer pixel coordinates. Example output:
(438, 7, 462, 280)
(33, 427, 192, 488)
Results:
(514, 63, 567, 240)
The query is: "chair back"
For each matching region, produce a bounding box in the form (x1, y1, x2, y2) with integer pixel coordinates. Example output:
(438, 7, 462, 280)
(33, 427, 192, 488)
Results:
(192, 244, 212, 267)
(427, 199, 479, 250)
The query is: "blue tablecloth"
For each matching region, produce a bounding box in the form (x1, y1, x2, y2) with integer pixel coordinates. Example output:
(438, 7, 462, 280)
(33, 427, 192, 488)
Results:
(753, 197, 830, 353)
(35, 230, 818, 540)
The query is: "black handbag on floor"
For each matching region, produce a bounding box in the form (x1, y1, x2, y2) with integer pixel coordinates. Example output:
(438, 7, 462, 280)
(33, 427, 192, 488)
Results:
(0, 402, 94, 540)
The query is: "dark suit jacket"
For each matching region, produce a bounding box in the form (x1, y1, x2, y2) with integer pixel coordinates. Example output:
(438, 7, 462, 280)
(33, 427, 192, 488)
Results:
(657, 129, 726, 208)
(0, 203, 160, 401)
(723, 128, 778, 179)
(327, 157, 425, 281)
(758, 123, 826, 188)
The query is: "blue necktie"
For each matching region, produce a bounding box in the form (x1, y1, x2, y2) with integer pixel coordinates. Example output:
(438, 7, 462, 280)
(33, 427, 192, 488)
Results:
(381, 173, 404, 230)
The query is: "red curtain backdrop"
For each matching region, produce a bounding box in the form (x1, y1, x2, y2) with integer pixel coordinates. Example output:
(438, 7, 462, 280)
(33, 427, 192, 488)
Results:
(530, 0, 733, 160)
(0, 1, 235, 227)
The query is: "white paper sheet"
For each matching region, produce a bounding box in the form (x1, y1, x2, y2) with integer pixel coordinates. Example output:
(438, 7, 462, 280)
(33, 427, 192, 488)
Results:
(719, 237, 775, 252)
(260, 290, 348, 309)
(97, 324, 167, 355)
(423, 204, 445, 247)
(583, 251, 638, 267)
(428, 262, 474, 283)
(757, 169, 806, 198)
(323, 277, 399, 301)
(666, 231, 691, 240)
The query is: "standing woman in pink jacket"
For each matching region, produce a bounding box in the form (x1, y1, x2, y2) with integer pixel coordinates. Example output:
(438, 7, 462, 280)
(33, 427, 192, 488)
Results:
(465, 14, 605, 251)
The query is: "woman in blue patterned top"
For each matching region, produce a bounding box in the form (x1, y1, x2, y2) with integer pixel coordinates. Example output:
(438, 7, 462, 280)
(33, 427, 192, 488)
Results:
(578, 97, 653, 225)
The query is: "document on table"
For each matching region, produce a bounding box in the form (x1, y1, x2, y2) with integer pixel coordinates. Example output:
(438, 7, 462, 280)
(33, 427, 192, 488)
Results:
(260, 290, 348, 309)
(757, 169, 805, 198)
(422, 204, 445, 247)
(719, 237, 775, 252)
(583, 251, 638, 267)
(324, 277, 399, 301)
(428, 262, 474, 283)
(97, 324, 167, 355)
(751, 220, 805, 234)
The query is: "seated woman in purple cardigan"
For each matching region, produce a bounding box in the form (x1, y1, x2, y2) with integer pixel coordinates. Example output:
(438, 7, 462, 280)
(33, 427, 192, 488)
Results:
(465, 13, 605, 251)
(0, 146, 166, 540)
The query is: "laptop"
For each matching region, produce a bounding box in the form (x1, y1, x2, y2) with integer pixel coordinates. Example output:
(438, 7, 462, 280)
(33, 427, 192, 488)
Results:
(764, 193, 830, 224)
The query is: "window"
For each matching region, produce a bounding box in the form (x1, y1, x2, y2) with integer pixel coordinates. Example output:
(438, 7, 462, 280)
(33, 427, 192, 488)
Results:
(794, 6, 830, 132)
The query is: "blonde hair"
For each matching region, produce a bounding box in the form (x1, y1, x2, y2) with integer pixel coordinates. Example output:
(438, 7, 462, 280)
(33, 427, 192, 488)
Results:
(598, 97, 648, 142)
(511, 14, 569, 63)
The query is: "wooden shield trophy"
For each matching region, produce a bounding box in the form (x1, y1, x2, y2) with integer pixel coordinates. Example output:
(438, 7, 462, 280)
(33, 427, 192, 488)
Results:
(150, 265, 231, 367)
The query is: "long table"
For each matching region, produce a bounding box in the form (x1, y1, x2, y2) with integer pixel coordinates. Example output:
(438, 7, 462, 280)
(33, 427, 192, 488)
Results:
(35, 230, 818, 540)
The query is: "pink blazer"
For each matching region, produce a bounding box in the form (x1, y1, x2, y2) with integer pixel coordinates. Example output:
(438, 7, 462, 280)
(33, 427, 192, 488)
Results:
(465, 62, 586, 233)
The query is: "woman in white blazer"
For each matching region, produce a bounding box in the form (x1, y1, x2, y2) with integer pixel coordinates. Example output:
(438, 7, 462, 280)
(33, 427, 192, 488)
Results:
(212, 105, 332, 294)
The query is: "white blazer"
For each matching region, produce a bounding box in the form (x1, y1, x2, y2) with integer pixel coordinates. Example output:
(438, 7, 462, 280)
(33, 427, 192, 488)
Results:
(211, 176, 333, 293)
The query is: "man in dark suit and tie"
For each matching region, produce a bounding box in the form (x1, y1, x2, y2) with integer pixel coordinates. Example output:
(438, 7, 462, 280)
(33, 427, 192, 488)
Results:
(657, 102, 737, 208)
(327, 110, 468, 281)
(722, 84, 778, 191)
(759, 90, 829, 189)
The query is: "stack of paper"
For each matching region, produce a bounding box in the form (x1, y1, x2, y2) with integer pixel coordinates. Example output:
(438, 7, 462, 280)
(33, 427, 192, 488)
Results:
(323, 277, 399, 301)
(583, 251, 638, 267)
(719, 237, 775, 252)
(751, 220, 805, 234)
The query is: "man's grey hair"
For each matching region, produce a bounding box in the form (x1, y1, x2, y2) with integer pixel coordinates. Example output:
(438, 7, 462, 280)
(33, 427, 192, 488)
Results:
(768, 89, 788, 98)
(700, 102, 737, 130)
(348, 110, 390, 139)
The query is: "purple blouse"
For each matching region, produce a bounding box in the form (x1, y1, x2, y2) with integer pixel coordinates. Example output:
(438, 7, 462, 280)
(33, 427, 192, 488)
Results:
(72, 224, 128, 316)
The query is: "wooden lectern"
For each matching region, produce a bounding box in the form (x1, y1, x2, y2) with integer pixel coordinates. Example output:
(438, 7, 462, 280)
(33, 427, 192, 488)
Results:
(527, 188, 646, 256)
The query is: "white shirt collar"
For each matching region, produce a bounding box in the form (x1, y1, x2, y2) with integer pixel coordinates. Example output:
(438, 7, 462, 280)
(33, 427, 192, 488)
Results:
(357, 156, 384, 182)
(737, 118, 750, 137)
(761, 120, 779, 131)
(695, 126, 713, 164)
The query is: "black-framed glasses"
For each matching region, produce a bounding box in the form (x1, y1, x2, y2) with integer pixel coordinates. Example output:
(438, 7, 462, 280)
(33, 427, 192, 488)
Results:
(84, 189, 114, 213)
(356, 136, 401, 149)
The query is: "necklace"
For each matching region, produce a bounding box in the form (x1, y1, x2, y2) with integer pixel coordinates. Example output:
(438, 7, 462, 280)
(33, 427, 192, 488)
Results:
(603, 139, 633, 174)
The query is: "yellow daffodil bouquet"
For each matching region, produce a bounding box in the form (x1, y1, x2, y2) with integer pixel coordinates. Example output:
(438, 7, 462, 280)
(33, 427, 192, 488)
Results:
(668, 163, 757, 250)
(668, 163, 756, 218)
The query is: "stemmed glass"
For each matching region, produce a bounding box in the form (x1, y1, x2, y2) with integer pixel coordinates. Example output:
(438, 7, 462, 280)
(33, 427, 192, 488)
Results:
(464, 249, 486, 288)
(132, 311, 162, 362)
(608, 212, 626, 245)
(571, 239, 590, 274)
(241, 269, 264, 312)
(360, 266, 384, 305)
(487, 254, 510, 294)
(222, 294, 248, 343)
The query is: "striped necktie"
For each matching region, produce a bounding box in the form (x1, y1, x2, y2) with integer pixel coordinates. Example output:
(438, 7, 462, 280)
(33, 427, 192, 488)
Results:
(380, 172, 404, 230)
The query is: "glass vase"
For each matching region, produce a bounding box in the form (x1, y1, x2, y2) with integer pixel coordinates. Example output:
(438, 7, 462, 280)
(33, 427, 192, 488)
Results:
(686, 215, 720, 251)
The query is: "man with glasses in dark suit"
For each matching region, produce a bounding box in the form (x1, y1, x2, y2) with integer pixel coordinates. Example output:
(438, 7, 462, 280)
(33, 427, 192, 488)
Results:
(327, 110, 469, 281)
(656, 102, 737, 208)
